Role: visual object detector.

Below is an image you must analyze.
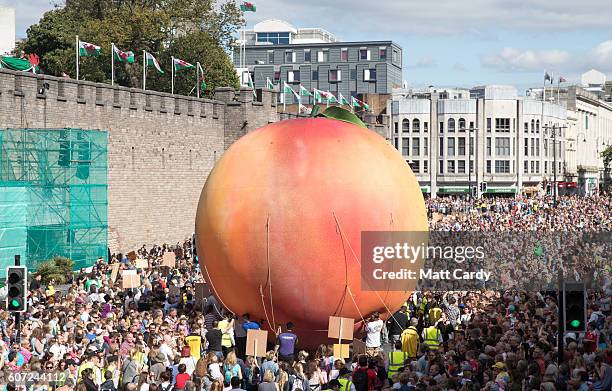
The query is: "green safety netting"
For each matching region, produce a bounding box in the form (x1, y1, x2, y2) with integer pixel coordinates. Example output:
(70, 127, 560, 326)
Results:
(0, 56, 39, 73)
(0, 129, 108, 271)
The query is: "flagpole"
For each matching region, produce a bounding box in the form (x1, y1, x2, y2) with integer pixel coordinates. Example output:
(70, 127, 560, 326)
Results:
(542, 70, 546, 103)
(76, 35, 79, 80)
(196, 61, 200, 98)
(557, 78, 560, 104)
(171, 56, 174, 95)
(143, 50, 146, 91)
(111, 43, 115, 86)
(283, 82, 286, 112)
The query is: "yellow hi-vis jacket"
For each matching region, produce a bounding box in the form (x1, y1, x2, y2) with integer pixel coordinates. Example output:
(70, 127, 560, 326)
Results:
(401, 326, 419, 358)
(387, 350, 408, 379)
(423, 326, 441, 350)
(338, 377, 353, 391)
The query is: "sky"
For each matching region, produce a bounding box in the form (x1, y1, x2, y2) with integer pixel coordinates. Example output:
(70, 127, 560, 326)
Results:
(3, 0, 612, 92)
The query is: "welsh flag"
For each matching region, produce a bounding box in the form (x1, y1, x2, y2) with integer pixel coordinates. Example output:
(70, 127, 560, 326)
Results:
(240, 1, 256, 11)
(339, 93, 349, 105)
(79, 40, 101, 56)
(352, 97, 369, 110)
(145, 52, 164, 74)
(113, 45, 134, 63)
(198, 62, 207, 90)
(266, 77, 275, 90)
(314, 89, 331, 102)
(247, 73, 257, 98)
(283, 82, 299, 99)
(299, 85, 312, 97)
(173, 57, 194, 71)
(327, 92, 338, 103)
(352, 97, 361, 108)
(559, 76, 567, 83)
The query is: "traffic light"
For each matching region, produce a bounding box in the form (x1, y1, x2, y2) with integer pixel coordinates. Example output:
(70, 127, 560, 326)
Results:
(564, 282, 586, 332)
(479, 182, 488, 193)
(471, 186, 478, 197)
(6, 266, 27, 312)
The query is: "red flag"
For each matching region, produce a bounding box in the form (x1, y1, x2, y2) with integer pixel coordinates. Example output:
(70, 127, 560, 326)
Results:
(559, 76, 567, 83)
(27, 53, 40, 67)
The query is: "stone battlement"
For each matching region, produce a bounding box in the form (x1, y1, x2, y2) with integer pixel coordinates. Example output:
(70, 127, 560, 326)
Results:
(0, 68, 279, 253)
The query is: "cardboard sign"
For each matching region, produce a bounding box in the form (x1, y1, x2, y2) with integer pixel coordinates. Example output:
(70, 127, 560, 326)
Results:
(333, 343, 350, 359)
(127, 251, 137, 261)
(122, 271, 140, 289)
(135, 258, 148, 269)
(110, 263, 120, 282)
(352, 338, 366, 356)
(328, 316, 354, 341)
(162, 252, 176, 267)
(246, 329, 267, 358)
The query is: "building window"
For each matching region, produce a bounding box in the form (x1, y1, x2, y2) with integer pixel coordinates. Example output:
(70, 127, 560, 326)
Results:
(350, 69, 357, 80)
(448, 118, 455, 132)
(256, 32, 290, 45)
(486, 160, 491, 173)
(424, 122, 428, 132)
(524, 122, 528, 133)
(531, 138, 535, 156)
(524, 138, 529, 156)
(412, 119, 420, 132)
(487, 118, 492, 132)
(469, 137, 474, 155)
(412, 138, 420, 156)
(448, 160, 455, 173)
(495, 118, 510, 132)
(392, 49, 399, 63)
(530, 119, 535, 133)
(544, 139, 548, 157)
(495, 137, 510, 156)
(531, 161, 535, 174)
(458, 137, 466, 155)
(536, 140, 540, 156)
(545, 161, 548, 173)
(379, 47, 387, 60)
(364, 69, 377, 81)
(409, 160, 419, 173)
(402, 138, 409, 156)
(267, 50, 274, 64)
(288, 70, 300, 83)
(458, 160, 466, 173)
(285, 51, 296, 63)
(486, 137, 491, 156)
(524, 160, 529, 174)
(359, 48, 371, 60)
(394, 138, 398, 149)
(439, 122, 444, 133)
(439, 160, 444, 174)
(341, 48, 348, 61)
(439, 138, 444, 156)
(585, 115, 589, 129)
(448, 138, 455, 156)
(469, 160, 474, 173)
(536, 120, 540, 133)
(402, 119, 409, 132)
(304, 49, 311, 62)
(535, 161, 539, 173)
(317, 50, 329, 62)
(312, 70, 318, 81)
(273, 71, 280, 81)
(394, 122, 398, 133)
(423, 160, 428, 173)
(329, 69, 341, 82)
(424, 138, 428, 155)
(495, 160, 510, 173)
(458, 118, 466, 131)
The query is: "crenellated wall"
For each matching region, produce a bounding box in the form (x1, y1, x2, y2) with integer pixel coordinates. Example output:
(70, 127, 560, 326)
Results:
(0, 68, 278, 253)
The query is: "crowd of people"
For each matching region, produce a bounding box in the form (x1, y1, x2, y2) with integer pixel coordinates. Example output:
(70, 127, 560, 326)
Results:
(0, 195, 609, 391)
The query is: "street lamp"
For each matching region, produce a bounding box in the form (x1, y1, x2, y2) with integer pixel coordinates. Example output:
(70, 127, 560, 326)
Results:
(468, 126, 478, 198)
(543, 124, 567, 208)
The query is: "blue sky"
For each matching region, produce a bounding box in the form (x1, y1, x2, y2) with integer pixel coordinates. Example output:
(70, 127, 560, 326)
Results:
(4, 0, 612, 92)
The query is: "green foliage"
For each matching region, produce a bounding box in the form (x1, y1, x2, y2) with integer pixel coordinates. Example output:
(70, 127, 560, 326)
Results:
(35, 256, 75, 284)
(19, 0, 243, 92)
(602, 145, 612, 169)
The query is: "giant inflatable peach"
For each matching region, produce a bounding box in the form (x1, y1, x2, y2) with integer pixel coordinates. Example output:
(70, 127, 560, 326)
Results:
(195, 110, 427, 346)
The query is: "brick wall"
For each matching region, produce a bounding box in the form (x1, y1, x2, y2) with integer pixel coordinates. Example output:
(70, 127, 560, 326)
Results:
(0, 68, 278, 253)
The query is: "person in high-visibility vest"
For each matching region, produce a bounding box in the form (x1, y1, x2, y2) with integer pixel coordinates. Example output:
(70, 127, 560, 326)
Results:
(337, 368, 356, 391)
(428, 305, 442, 324)
(401, 318, 420, 358)
(421, 322, 442, 350)
(387, 340, 408, 380)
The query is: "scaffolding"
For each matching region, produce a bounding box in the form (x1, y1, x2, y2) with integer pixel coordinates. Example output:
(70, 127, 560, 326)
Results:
(0, 128, 108, 270)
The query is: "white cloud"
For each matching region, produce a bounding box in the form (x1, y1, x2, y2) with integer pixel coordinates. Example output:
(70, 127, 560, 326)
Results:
(452, 62, 467, 72)
(481, 48, 570, 71)
(481, 40, 612, 75)
(408, 56, 437, 68)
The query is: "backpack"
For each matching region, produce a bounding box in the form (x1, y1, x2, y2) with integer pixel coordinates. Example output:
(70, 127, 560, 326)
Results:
(224, 363, 234, 386)
(353, 369, 369, 391)
(594, 313, 605, 329)
(290, 375, 304, 391)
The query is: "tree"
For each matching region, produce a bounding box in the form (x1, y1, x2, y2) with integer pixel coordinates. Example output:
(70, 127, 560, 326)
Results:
(35, 256, 75, 284)
(19, 0, 243, 92)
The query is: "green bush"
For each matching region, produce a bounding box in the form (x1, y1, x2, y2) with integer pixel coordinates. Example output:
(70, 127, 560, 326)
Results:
(35, 256, 75, 284)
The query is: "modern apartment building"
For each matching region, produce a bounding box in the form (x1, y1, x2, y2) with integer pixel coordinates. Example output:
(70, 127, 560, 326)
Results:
(234, 20, 402, 104)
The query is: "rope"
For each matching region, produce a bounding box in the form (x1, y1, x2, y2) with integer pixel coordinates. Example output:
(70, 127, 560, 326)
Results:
(331, 211, 403, 330)
(266, 215, 277, 331)
(259, 284, 278, 335)
(331, 216, 350, 316)
(202, 263, 234, 315)
(347, 285, 367, 324)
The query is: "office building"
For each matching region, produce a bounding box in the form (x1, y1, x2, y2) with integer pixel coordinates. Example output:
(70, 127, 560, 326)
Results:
(0, 7, 15, 55)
